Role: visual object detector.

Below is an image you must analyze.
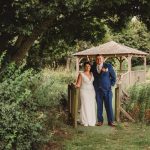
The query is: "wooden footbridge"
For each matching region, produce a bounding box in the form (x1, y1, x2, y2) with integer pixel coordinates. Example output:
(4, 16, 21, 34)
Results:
(68, 41, 148, 127)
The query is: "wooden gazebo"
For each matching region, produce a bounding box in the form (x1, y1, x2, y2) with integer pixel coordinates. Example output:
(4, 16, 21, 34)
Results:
(73, 41, 148, 89)
(74, 41, 147, 74)
(68, 41, 148, 127)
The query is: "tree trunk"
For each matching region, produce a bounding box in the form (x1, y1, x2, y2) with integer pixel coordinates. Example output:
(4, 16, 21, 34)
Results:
(12, 17, 55, 64)
(14, 35, 25, 48)
(66, 57, 71, 71)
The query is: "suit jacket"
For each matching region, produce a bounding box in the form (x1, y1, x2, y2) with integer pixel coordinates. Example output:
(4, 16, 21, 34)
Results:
(91, 62, 116, 91)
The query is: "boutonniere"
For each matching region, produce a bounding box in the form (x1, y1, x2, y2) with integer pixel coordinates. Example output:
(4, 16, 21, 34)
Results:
(101, 67, 108, 72)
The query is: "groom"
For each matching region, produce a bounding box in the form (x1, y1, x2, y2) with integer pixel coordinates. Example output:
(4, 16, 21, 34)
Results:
(91, 54, 116, 127)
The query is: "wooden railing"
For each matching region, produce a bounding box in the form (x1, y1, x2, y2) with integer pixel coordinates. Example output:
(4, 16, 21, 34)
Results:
(119, 70, 146, 91)
(120, 71, 130, 91)
(115, 83, 121, 122)
(130, 70, 146, 85)
(68, 83, 79, 128)
(115, 70, 146, 122)
(115, 82, 135, 122)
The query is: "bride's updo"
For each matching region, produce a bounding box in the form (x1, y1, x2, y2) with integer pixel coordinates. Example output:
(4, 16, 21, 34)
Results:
(83, 61, 91, 72)
(83, 61, 91, 68)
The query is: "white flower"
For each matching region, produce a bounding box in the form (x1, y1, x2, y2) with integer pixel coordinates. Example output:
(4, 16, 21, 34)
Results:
(105, 68, 108, 72)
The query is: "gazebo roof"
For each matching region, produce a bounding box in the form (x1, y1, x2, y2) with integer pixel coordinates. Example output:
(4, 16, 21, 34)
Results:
(73, 41, 148, 57)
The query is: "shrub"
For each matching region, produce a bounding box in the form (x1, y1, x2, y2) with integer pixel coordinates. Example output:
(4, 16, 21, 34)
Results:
(31, 68, 75, 129)
(33, 68, 75, 108)
(0, 62, 49, 150)
(0, 52, 75, 149)
(127, 83, 150, 123)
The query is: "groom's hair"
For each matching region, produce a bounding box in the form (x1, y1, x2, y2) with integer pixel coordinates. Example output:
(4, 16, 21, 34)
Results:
(83, 61, 91, 67)
(96, 54, 103, 58)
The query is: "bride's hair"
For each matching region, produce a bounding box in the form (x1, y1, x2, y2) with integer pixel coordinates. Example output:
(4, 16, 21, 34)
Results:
(83, 61, 91, 67)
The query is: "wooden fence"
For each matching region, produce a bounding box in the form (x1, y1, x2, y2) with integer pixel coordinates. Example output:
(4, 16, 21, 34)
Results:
(120, 70, 145, 91)
(115, 70, 146, 122)
(130, 70, 146, 85)
(115, 82, 135, 122)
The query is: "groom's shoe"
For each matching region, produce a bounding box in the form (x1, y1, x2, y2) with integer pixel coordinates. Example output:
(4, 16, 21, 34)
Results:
(108, 122, 116, 127)
(96, 122, 103, 126)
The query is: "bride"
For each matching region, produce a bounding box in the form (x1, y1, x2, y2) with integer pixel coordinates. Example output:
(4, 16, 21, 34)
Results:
(75, 62, 96, 126)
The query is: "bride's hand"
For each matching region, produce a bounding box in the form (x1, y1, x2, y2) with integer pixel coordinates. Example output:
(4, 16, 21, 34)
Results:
(75, 73, 81, 88)
(76, 85, 80, 88)
(74, 83, 80, 88)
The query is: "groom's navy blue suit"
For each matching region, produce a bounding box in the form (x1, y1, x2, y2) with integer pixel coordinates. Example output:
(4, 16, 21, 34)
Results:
(91, 62, 116, 123)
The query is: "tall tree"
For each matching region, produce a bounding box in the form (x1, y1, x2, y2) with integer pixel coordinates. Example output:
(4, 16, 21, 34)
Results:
(0, 0, 150, 64)
(113, 18, 150, 65)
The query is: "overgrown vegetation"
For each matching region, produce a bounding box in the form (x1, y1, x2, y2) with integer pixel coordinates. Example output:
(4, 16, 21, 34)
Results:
(126, 83, 150, 123)
(0, 53, 74, 149)
(0, 63, 45, 149)
(32, 68, 75, 108)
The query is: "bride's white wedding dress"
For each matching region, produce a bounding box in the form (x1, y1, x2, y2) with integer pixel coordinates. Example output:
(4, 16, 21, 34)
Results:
(80, 72, 96, 126)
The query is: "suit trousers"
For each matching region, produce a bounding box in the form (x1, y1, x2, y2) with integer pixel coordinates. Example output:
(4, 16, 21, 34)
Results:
(96, 88, 114, 123)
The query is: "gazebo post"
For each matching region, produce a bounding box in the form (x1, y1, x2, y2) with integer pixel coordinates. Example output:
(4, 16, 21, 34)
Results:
(86, 55, 90, 61)
(128, 55, 132, 72)
(144, 56, 147, 80)
(128, 55, 132, 84)
(119, 56, 124, 72)
(76, 57, 79, 76)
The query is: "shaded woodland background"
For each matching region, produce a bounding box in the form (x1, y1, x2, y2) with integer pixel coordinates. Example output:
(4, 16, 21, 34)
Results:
(0, 0, 150, 67)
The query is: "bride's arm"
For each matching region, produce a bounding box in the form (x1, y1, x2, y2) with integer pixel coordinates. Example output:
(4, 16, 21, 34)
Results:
(75, 73, 82, 88)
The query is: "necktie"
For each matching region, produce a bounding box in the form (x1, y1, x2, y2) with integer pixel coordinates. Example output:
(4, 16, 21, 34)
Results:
(97, 64, 102, 73)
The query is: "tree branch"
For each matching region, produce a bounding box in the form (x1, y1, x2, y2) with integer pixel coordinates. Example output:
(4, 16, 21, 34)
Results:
(12, 16, 55, 64)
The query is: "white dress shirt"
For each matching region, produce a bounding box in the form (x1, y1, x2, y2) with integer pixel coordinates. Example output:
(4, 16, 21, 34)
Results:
(97, 63, 103, 73)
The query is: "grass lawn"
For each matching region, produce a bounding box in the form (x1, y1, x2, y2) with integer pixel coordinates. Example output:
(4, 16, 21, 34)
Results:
(62, 123, 150, 150)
